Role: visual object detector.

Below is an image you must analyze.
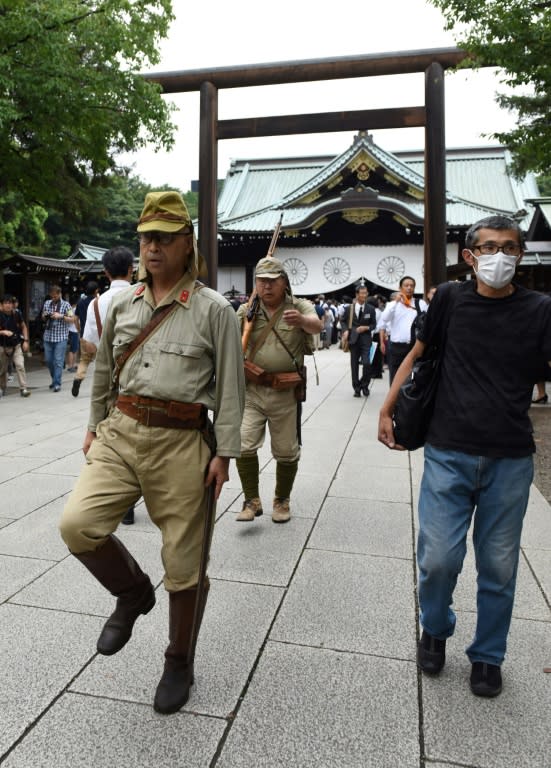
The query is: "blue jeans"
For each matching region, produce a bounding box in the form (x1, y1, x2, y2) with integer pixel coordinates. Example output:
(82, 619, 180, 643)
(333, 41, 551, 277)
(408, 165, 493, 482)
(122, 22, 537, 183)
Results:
(417, 444, 533, 666)
(43, 340, 67, 387)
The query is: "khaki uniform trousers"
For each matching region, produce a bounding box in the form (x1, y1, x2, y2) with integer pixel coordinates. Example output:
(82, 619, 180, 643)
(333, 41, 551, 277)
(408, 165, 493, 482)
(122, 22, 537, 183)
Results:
(59, 409, 212, 591)
(0, 344, 27, 390)
(240, 383, 300, 463)
(75, 339, 97, 381)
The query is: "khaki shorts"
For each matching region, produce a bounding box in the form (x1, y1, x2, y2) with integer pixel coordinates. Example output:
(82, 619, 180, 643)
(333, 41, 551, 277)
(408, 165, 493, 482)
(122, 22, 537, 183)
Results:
(59, 409, 212, 591)
(240, 383, 300, 463)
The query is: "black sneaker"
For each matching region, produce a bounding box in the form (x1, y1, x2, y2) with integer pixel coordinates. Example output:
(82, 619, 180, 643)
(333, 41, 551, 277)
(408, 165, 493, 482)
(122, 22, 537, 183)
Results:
(121, 506, 135, 525)
(470, 662, 502, 697)
(71, 378, 81, 397)
(417, 630, 446, 674)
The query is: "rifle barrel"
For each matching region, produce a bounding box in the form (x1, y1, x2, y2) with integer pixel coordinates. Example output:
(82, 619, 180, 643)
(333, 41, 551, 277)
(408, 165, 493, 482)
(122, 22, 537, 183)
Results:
(241, 213, 284, 355)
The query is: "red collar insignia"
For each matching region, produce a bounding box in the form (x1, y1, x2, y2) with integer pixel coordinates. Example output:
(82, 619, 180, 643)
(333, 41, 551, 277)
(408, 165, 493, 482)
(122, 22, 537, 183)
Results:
(134, 284, 146, 296)
(179, 290, 189, 302)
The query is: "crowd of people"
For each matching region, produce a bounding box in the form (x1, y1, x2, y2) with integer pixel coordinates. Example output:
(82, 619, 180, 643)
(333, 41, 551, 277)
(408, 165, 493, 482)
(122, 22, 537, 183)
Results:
(3, 196, 550, 713)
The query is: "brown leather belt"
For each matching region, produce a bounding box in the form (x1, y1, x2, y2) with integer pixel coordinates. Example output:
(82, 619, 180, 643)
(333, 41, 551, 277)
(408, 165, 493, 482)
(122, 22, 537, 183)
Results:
(116, 395, 206, 430)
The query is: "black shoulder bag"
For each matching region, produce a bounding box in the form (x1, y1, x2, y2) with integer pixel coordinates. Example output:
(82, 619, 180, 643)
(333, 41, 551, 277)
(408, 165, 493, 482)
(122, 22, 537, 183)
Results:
(393, 286, 458, 451)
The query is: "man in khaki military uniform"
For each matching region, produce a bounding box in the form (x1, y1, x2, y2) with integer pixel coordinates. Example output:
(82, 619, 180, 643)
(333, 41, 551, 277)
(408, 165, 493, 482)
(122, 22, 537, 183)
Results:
(59, 191, 244, 715)
(235, 257, 322, 523)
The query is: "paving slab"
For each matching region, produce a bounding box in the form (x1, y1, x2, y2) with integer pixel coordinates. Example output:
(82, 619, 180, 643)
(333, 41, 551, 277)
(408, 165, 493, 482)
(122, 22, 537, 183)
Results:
(13, 529, 164, 614)
(522, 486, 551, 549)
(0, 472, 76, 519)
(329, 463, 412, 503)
(0, 603, 103, 757)
(0, 496, 77, 560)
(31, 451, 86, 476)
(5, 431, 84, 458)
(420, 613, 551, 768)
(0, 419, 80, 450)
(308, 496, 413, 559)
(452, 544, 551, 622)
(227, 471, 332, 520)
(0, 455, 52, 483)
(72, 579, 284, 717)
(1, 693, 226, 768)
(0, 348, 549, 767)
(270, 548, 416, 659)
(522, 546, 551, 602)
(0, 554, 57, 603)
(209, 512, 314, 586)
(217, 642, 420, 768)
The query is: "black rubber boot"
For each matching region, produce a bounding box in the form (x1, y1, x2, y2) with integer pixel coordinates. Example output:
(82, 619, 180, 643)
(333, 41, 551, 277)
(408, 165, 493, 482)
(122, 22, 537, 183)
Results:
(154, 580, 210, 714)
(73, 535, 155, 655)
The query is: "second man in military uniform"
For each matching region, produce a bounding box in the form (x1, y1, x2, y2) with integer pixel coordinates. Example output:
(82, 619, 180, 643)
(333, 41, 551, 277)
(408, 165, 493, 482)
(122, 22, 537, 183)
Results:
(235, 256, 322, 524)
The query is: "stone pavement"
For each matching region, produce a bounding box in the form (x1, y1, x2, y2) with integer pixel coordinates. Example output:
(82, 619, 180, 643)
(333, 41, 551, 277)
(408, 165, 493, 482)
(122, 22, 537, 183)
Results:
(0, 349, 550, 768)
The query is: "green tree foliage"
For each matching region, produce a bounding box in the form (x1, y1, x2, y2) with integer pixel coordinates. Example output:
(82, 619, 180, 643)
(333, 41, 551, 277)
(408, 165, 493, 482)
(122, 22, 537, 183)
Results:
(0, 1, 176, 224)
(537, 174, 551, 196)
(42, 173, 198, 257)
(0, 193, 47, 253)
(429, 0, 551, 177)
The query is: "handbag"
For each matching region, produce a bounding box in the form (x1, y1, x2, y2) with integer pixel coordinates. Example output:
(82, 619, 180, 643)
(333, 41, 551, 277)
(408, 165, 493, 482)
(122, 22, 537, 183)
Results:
(393, 351, 441, 450)
(392, 285, 458, 451)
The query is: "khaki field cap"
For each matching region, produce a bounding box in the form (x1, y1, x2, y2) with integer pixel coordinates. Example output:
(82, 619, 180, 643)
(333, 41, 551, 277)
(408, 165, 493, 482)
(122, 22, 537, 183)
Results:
(137, 191, 192, 233)
(255, 257, 287, 279)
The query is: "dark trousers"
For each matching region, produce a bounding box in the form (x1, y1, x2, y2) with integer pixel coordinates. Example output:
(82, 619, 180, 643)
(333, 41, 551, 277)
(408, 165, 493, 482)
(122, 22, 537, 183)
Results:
(370, 332, 383, 378)
(350, 340, 372, 392)
(388, 341, 413, 385)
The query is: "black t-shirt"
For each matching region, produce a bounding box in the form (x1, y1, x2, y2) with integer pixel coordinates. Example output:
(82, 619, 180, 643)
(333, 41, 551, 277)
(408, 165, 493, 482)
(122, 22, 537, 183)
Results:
(75, 295, 94, 336)
(419, 281, 551, 458)
(0, 311, 22, 347)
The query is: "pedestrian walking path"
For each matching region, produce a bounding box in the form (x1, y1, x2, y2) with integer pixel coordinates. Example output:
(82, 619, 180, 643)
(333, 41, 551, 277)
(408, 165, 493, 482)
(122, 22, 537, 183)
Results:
(0, 349, 549, 768)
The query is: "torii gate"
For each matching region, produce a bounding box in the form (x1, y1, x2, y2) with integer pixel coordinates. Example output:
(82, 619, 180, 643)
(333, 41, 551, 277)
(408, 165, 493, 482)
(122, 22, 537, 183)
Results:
(145, 47, 468, 291)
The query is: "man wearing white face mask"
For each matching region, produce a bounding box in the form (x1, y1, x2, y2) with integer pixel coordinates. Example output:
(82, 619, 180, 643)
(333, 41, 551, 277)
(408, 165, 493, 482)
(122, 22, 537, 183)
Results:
(378, 215, 551, 699)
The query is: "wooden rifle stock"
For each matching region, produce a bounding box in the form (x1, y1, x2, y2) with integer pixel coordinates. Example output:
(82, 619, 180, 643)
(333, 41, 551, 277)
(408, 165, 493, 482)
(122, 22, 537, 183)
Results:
(241, 213, 283, 355)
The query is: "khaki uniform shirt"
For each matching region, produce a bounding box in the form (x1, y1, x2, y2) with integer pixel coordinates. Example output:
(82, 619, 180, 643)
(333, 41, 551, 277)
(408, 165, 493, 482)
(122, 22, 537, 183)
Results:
(89, 274, 245, 457)
(238, 294, 316, 373)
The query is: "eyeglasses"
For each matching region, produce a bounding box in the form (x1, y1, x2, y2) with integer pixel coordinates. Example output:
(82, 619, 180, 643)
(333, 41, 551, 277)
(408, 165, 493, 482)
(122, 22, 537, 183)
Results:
(473, 242, 522, 257)
(138, 231, 191, 246)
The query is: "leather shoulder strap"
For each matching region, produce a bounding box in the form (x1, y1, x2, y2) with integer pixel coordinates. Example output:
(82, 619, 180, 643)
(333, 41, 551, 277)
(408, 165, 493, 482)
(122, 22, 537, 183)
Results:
(114, 301, 178, 384)
(93, 296, 103, 339)
(247, 305, 284, 362)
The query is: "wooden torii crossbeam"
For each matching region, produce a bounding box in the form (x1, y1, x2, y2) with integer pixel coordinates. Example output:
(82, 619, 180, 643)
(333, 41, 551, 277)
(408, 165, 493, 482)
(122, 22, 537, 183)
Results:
(144, 47, 470, 291)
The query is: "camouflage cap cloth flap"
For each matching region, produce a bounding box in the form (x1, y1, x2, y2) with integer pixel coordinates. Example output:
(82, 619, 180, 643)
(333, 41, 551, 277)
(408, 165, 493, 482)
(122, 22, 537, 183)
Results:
(255, 257, 288, 279)
(137, 191, 192, 233)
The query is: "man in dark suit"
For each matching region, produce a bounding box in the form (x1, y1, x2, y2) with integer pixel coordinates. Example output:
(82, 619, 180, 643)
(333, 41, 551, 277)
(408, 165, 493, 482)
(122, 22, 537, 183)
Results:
(341, 281, 377, 397)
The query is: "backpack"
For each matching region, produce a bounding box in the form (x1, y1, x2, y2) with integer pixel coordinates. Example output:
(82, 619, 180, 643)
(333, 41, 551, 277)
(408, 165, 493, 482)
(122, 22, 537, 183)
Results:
(410, 298, 427, 345)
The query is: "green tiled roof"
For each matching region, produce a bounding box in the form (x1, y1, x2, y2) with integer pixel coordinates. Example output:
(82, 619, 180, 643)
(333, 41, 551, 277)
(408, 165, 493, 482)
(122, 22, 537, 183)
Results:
(218, 133, 538, 234)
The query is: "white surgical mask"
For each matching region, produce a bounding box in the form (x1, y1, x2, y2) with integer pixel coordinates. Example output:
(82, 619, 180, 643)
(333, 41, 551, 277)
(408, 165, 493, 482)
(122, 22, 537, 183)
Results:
(470, 251, 519, 289)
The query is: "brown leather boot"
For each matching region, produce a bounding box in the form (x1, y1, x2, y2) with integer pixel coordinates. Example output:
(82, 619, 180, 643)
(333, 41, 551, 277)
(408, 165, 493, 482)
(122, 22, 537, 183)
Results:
(73, 535, 156, 655)
(153, 580, 210, 714)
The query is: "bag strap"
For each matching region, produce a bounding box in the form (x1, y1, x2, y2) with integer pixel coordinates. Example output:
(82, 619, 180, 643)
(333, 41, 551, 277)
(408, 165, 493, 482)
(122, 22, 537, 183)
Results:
(259, 307, 304, 377)
(347, 303, 354, 330)
(114, 301, 178, 385)
(247, 305, 284, 362)
(428, 284, 459, 355)
(93, 296, 103, 339)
